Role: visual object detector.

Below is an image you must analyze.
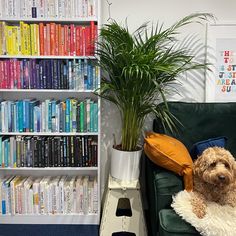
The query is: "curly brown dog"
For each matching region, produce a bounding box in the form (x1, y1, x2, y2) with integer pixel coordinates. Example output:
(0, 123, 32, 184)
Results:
(191, 147, 236, 218)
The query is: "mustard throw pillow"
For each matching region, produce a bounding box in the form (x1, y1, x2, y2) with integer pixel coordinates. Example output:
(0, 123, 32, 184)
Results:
(144, 132, 193, 191)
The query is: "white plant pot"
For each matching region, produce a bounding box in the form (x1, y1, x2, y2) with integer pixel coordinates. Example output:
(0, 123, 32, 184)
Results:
(110, 147, 142, 182)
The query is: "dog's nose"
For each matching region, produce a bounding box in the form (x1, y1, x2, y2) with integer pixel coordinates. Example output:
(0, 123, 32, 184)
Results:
(218, 175, 225, 180)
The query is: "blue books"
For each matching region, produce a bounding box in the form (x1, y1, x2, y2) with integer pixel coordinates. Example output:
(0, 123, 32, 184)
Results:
(93, 103, 98, 132)
(65, 99, 71, 132)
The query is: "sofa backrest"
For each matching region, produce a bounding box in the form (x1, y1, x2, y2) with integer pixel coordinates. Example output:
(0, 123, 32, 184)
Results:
(154, 102, 236, 158)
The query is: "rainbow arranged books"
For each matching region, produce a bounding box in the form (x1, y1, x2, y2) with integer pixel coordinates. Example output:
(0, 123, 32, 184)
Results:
(0, 21, 97, 56)
(0, 59, 99, 90)
(0, 135, 98, 168)
(0, 98, 98, 133)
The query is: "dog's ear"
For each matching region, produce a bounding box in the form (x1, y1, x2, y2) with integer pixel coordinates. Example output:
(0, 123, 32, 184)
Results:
(234, 162, 236, 177)
(193, 156, 202, 176)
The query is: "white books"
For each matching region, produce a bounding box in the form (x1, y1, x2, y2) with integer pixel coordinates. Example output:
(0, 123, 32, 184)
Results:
(88, 177, 93, 213)
(33, 177, 41, 214)
(39, 177, 46, 214)
(0, 174, 98, 215)
(10, 176, 24, 215)
(0, 177, 4, 214)
(0, 0, 2, 18)
(18, 177, 28, 214)
(58, 175, 67, 214)
(28, 188, 33, 214)
(92, 176, 98, 213)
(1, 0, 97, 19)
(49, 176, 61, 214)
(23, 176, 34, 214)
(82, 175, 89, 214)
(75, 175, 83, 213)
(39, 176, 51, 214)
(64, 176, 76, 214)
(15, 176, 25, 214)
(2, 176, 15, 215)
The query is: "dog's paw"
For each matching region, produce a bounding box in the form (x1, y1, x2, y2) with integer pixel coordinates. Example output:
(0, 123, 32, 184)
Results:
(191, 193, 207, 219)
(192, 206, 206, 219)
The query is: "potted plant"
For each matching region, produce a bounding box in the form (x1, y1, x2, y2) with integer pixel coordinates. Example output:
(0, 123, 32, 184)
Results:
(96, 13, 214, 181)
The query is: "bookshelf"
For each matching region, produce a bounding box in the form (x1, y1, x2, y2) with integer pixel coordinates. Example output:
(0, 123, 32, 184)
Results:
(0, 0, 101, 226)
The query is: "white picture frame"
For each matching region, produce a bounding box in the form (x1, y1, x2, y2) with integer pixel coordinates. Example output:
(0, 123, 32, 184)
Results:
(206, 23, 236, 102)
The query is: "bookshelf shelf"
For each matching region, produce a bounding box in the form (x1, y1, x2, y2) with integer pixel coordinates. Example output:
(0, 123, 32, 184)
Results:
(0, 214, 99, 224)
(0, 89, 95, 93)
(0, 132, 99, 136)
(0, 167, 98, 171)
(0, 17, 98, 23)
(0, 55, 97, 59)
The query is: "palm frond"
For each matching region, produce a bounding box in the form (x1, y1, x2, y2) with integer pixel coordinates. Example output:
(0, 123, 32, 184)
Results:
(96, 13, 214, 151)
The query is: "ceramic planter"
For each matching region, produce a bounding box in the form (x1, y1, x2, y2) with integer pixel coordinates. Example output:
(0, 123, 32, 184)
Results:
(110, 147, 142, 181)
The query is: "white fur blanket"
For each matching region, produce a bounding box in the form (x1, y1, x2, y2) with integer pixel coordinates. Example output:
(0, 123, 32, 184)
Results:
(171, 190, 236, 236)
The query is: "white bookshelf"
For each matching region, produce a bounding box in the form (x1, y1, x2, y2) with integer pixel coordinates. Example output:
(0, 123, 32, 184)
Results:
(0, 55, 96, 59)
(0, 167, 98, 171)
(0, 132, 99, 136)
(0, 167, 98, 178)
(0, 89, 95, 93)
(0, 214, 99, 224)
(0, 17, 98, 23)
(0, 0, 101, 227)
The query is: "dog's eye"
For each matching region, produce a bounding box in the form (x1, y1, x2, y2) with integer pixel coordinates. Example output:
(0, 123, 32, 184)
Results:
(210, 162, 216, 167)
(224, 163, 230, 169)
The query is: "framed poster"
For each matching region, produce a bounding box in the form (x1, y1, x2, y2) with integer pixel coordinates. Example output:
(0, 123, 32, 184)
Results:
(206, 23, 236, 102)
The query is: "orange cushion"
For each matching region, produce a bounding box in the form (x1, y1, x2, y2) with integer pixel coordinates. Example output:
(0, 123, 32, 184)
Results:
(144, 132, 193, 191)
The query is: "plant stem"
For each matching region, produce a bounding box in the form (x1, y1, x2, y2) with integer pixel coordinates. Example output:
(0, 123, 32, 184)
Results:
(121, 106, 143, 151)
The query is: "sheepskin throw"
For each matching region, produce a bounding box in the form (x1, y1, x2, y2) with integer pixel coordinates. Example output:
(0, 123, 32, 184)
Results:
(171, 190, 236, 236)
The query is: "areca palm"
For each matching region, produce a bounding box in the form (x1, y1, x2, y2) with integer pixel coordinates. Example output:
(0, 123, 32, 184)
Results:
(96, 13, 214, 151)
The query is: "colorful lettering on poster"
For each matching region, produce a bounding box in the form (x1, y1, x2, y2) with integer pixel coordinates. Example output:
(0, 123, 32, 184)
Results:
(218, 50, 236, 93)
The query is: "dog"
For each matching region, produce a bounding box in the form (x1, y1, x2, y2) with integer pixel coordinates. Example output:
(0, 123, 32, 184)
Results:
(191, 147, 236, 218)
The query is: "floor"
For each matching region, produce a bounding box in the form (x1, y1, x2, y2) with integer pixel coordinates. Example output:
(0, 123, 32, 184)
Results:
(0, 224, 99, 236)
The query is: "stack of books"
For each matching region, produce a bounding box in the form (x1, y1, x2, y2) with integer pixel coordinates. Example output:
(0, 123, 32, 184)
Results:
(0, 175, 98, 215)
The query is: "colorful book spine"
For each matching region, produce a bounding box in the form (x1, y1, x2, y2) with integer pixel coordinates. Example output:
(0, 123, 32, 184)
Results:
(1, 21, 97, 56)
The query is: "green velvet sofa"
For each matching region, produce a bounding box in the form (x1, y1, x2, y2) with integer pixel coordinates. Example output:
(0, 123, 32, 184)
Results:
(143, 102, 236, 236)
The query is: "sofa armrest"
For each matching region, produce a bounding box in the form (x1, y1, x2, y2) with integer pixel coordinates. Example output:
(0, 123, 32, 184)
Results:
(144, 157, 184, 236)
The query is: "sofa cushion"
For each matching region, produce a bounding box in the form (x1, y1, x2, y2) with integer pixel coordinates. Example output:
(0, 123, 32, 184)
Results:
(190, 136, 228, 159)
(144, 132, 193, 191)
(159, 209, 199, 236)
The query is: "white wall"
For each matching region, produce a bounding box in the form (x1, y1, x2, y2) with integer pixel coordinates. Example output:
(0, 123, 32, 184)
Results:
(99, 0, 236, 194)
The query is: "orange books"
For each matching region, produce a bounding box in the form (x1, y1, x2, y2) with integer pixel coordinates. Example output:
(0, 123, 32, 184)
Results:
(39, 23, 44, 55)
(50, 23, 56, 55)
(64, 25, 69, 56)
(58, 24, 62, 55)
(60, 25, 65, 56)
(55, 24, 59, 56)
(46, 24, 51, 55)
(43, 25, 47, 55)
